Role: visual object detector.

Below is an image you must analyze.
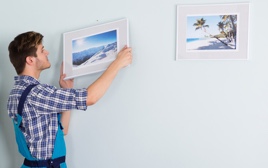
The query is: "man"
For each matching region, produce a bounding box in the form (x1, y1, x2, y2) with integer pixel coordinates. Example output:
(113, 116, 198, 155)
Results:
(7, 31, 132, 168)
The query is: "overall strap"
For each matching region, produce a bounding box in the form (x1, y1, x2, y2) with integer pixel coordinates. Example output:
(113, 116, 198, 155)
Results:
(17, 84, 67, 167)
(13, 84, 38, 161)
(18, 84, 37, 116)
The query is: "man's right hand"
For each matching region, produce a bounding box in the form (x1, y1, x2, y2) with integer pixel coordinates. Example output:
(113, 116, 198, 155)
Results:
(113, 45, 132, 69)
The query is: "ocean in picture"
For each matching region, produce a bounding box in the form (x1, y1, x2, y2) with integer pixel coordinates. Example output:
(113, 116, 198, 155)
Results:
(186, 38, 205, 43)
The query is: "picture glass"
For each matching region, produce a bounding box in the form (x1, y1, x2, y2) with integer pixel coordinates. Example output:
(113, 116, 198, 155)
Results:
(186, 15, 237, 51)
(72, 30, 117, 69)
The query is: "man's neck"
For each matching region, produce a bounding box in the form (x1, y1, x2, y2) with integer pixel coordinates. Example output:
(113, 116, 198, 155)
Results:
(20, 70, 40, 79)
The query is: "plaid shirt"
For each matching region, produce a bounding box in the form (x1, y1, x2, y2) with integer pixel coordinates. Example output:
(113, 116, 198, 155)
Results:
(7, 75, 87, 160)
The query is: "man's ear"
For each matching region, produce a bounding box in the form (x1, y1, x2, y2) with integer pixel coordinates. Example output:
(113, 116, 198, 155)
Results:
(25, 56, 35, 65)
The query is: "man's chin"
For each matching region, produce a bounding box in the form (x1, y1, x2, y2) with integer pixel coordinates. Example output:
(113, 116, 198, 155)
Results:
(44, 64, 51, 70)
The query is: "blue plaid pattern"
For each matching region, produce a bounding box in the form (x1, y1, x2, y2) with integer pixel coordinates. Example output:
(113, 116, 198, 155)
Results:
(7, 75, 87, 159)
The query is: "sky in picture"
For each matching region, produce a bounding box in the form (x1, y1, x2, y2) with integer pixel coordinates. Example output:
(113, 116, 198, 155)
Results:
(72, 30, 117, 53)
(187, 15, 226, 38)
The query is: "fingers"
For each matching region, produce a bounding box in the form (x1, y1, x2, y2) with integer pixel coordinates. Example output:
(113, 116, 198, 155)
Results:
(119, 47, 132, 58)
(122, 46, 132, 53)
(114, 45, 132, 68)
(61, 73, 66, 79)
(119, 45, 131, 52)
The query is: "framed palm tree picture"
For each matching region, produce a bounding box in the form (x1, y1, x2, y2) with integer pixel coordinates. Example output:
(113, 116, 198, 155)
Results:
(176, 3, 250, 60)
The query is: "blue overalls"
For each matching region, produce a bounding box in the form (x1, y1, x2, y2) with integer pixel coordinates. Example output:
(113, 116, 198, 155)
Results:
(12, 85, 67, 168)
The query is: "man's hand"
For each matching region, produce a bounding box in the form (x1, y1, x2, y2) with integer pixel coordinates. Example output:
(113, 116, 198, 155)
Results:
(113, 45, 132, 69)
(59, 62, 74, 89)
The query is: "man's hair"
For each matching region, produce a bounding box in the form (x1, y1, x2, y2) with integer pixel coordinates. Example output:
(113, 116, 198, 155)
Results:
(8, 31, 43, 74)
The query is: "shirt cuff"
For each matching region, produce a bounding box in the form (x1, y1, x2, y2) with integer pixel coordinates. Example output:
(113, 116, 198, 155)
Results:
(75, 88, 87, 110)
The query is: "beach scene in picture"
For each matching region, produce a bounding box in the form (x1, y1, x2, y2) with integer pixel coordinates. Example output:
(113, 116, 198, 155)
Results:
(72, 29, 117, 69)
(186, 15, 237, 51)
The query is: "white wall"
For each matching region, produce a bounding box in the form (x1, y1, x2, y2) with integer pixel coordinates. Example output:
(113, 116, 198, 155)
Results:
(1, 0, 268, 167)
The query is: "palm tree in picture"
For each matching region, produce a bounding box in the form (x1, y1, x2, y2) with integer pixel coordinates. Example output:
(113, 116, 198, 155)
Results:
(217, 21, 232, 42)
(193, 18, 228, 46)
(193, 18, 209, 32)
(221, 15, 237, 47)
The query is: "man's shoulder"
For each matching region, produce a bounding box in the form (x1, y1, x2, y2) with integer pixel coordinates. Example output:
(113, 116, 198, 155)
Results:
(15, 75, 39, 85)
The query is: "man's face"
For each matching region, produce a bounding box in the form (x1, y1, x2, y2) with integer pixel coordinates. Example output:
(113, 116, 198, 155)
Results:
(34, 44, 51, 70)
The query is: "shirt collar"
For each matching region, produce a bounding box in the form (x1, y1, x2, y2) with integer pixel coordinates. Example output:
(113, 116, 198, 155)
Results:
(14, 75, 40, 85)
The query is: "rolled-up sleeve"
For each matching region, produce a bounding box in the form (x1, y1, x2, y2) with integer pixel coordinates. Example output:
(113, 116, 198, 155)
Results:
(29, 84, 87, 114)
(74, 88, 87, 110)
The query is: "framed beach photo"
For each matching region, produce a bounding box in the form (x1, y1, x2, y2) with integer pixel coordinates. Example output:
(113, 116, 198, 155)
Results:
(176, 3, 250, 60)
(63, 18, 129, 79)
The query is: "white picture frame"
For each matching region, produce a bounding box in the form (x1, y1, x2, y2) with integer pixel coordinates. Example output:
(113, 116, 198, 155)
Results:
(63, 18, 129, 79)
(176, 3, 250, 60)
